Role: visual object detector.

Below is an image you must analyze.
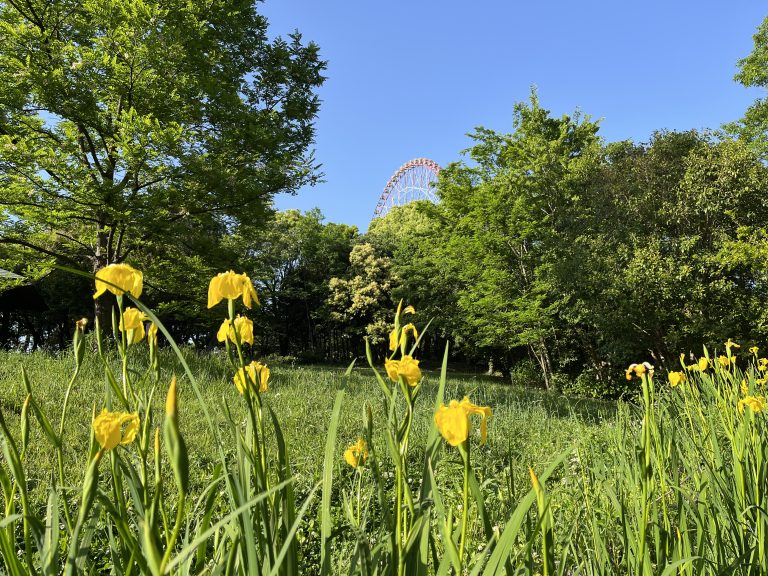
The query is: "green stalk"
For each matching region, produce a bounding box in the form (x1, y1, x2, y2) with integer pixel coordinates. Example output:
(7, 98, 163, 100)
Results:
(458, 441, 470, 569)
(159, 492, 186, 575)
(57, 366, 80, 531)
(395, 462, 404, 576)
(637, 373, 653, 575)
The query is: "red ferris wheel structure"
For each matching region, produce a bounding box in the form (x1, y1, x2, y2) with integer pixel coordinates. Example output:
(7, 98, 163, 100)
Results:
(372, 158, 441, 219)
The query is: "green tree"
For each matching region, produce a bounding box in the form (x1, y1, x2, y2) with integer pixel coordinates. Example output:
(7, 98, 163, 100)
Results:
(554, 131, 768, 396)
(327, 242, 395, 349)
(725, 15, 768, 157)
(436, 93, 601, 387)
(0, 0, 325, 320)
(366, 201, 455, 348)
(232, 209, 357, 357)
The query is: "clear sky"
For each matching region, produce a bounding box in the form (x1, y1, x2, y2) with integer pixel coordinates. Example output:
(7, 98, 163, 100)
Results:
(261, 1, 767, 232)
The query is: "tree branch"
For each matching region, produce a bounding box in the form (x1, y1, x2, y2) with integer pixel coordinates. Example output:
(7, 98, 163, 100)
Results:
(77, 124, 107, 179)
(0, 236, 81, 266)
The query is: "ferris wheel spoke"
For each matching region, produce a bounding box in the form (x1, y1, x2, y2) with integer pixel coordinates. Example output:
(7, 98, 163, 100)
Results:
(373, 158, 441, 219)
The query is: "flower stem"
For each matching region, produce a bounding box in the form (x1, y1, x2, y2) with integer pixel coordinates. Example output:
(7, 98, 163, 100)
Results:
(459, 441, 471, 569)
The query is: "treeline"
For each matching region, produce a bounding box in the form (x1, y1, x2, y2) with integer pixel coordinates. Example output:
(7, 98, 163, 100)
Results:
(8, 97, 768, 399)
(4, 2, 768, 397)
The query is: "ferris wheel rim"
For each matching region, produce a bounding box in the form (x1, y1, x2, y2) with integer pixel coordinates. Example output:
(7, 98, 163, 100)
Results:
(373, 157, 442, 219)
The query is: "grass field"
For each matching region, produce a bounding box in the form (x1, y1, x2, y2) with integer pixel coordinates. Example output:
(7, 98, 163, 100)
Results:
(3, 336, 768, 574)
(0, 348, 617, 503)
(0, 346, 618, 572)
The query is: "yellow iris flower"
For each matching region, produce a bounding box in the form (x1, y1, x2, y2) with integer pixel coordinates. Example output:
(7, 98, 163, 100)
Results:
(725, 338, 740, 351)
(93, 409, 140, 451)
(625, 362, 654, 381)
(217, 315, 254, 345)
(119, 307, 148, 345)
(738, 395, 765, 415)
(668, 371, 686, 387)
(388, 323, 419, 351)
(148, 322, 159, 347)
(698, 357, 710, 371)
(233, 361, 270, 394)
(434, 396, 492, 447)
(344, 438, 369, 468)
(207, 271, 259, 309)
(718, 355, 732, 368)
(384, 355, 421, 386)
(388, 328, 399, 352)
(93, 263, 143, 299)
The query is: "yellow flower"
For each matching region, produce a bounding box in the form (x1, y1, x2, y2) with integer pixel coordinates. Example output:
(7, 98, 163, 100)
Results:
(698, 357, 710, 371)
(385, 358, 400, 381)
(384, 355, 422, 386)
(686, 363, 698, 371)
(434, 396, 492, 447)
(119, 307, 148, 345)
(402, 323, 418, 344)
(217, 315, 254, 345)
(625, 362, 653, 380)
(75, 317, 88, 331)
(758, 358, 768, 372)
(668, 371, 686, 387)
(233, 361, 270, 395)
(750, 346, 759, 355)
(93, 263, 143, 299)
(388, 327, 399, 352)
(741, 380, 749, 395)
(344, 438, 369, 468)
(738, 395, 765, 415)
(388, 323, 419, 351)
(207, 271, 259, 309)
(148, 322, 159, 347)
(725, 338, 740, 351)
(718, 355, 731, 368)
(93, 409, 140, 451)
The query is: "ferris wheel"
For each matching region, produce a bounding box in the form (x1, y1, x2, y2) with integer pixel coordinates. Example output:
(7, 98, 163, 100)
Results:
(372, 158, 441, 219)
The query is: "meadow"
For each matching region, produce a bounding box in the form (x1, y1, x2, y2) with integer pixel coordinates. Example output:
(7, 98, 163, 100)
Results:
(0, 346, 616, 573)
(2, 268, 768, 575)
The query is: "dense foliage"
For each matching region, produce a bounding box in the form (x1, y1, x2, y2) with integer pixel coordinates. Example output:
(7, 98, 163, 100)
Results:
(5, 8, 768, 398)
(0, 0, 325, 326)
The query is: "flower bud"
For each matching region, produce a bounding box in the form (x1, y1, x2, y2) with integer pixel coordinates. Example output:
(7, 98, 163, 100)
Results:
(74, 318, 87, 368)
(165, 376, 178, 419)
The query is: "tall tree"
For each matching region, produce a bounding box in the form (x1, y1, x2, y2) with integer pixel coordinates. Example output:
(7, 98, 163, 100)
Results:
(552, 131, 768, 396)
(725, 15, 768, 158)
(366, 201, 456, 358)
(327, 242, 396, 349)
(0, 0, 325, 318)
(233, 209, 357, 357)
(436, 93, 601, 387)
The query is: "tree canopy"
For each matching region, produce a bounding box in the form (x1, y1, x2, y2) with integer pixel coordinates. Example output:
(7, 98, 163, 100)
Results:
(0, 0, 325, 298)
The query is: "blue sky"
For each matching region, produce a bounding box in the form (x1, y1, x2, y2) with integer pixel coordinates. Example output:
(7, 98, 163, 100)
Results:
(262, 1, 766, 232)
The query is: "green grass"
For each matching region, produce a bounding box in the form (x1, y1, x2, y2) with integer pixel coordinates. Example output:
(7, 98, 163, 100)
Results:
(5, 344, 768, 574)
(0, 347, 615, 503)
(0, 346, 618, 571)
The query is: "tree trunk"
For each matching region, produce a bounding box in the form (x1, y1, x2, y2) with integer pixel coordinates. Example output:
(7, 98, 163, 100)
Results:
(92, 225, 111, 333)
(530, 339, 554, 390)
